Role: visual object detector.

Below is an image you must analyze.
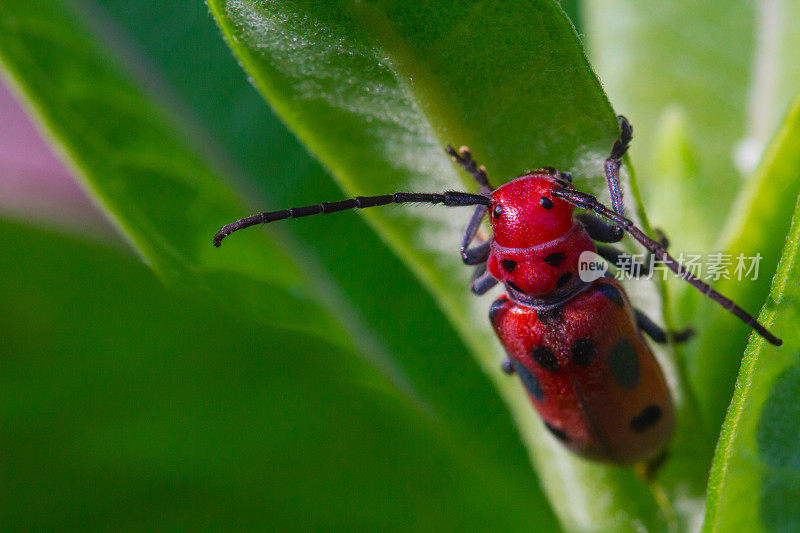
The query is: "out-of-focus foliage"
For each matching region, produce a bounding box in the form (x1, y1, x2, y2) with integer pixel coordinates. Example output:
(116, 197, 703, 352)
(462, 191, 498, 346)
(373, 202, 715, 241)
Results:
(0, 0, 799, 531)
(705, 189, 800, 531)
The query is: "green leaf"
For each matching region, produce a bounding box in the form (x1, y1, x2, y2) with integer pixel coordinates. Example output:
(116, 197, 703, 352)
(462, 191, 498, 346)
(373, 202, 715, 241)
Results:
(0, 1, 561, 529)
(703, 198, 800, 531)
(82, 2, 551, 505)
(0, 219, 545, 530)
(689, 93, 800, 451)
(585, 1, 800, 506)
(585, 0, 800, 252)
(640, 94, 800, 506)
(0, 0, 301, 297)
(207, 0, 670, 530)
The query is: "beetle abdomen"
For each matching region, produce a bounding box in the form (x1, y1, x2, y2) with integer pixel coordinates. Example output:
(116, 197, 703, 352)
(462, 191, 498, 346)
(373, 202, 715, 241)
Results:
(490, 277, 674, 464)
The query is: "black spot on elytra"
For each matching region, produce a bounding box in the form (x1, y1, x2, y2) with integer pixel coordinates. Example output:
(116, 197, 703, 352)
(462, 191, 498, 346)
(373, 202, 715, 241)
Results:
(543, 252, 565, 267)
(596, 282, 624, 307)
(488, 297, 506, 324)
(630, 405, 662, 431)
(532, 346, 559, 373)
(556, 272, 572, 288)
(540, 197, 554, 210)
(536, 306, 563, 324)
(608, 338, 640, 389)
(545, 422, 570, 442)
(501, 259, 517, 273)
(571, 338, 595, 367)
(510, 359, 543, 400)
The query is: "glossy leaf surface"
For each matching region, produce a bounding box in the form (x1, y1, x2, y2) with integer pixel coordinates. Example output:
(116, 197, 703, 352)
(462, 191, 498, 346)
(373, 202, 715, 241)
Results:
(704, 192, 800, 531)
(207, 1, 666, 530)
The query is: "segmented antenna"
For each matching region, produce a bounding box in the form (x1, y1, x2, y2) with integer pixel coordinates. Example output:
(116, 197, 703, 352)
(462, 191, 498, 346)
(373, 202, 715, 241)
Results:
(552, 187, 782, 346)
(213, 191, 490, 247)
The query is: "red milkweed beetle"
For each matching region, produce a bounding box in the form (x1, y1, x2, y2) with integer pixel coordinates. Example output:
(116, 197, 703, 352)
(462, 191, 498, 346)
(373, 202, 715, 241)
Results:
(213, 116, 781, 464)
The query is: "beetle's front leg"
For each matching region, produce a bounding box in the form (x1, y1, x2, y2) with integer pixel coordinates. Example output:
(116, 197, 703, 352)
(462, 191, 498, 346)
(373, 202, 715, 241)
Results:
(461, 202, 491, 265)
(604, 115, 633, 217)
(635, 309, 694, 344)
(446, 145, 493, 190)
(578, 213, 623, 243)
(470, 263, 499, 295)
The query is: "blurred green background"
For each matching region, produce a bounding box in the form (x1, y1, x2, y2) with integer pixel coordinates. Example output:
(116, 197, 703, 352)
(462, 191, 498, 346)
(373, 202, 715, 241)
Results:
(1, 1, 799, 531)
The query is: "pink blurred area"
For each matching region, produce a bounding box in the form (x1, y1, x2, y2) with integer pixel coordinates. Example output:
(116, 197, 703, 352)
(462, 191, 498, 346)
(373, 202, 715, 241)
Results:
(0, 79, 118, 240)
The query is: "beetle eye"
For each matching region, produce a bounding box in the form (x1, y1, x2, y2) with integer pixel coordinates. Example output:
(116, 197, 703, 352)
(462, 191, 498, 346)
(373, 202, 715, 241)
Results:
(540, 197, 554, 210)
(492, 204, 503, 218)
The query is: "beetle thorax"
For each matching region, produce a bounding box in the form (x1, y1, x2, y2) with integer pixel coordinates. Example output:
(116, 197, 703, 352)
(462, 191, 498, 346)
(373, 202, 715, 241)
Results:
(489, 172, 574, 248)
(487, 173, 595, 301)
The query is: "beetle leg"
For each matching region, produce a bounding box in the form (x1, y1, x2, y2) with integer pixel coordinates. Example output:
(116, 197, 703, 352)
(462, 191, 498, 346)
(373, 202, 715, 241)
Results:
(578, 213, 623, 243)
(552, 186, 782, 346)
(604, 115, 633, 217)
(636, 450, 669, 481)
(501, 358, 515, 375)
(584, 115, 631, 241)
(471, 263, 499, 295)
(641, 228, 670, 272)
(651, 228, 669, 249)
(635, 309, 694, 344)
(446, 145, 493, 190)
(463, 240, 491, 265)
(461, 202, 491, 265)
(585, 115, 652, 244)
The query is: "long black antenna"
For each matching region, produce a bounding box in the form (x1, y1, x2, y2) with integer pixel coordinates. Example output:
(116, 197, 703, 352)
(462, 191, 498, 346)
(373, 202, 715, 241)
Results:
(552, 187, 782, 346)
(213, 191, 490, 247)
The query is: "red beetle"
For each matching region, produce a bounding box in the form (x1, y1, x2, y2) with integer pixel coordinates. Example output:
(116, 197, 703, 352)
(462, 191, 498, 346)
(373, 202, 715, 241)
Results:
(213, 117, 781, 464)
